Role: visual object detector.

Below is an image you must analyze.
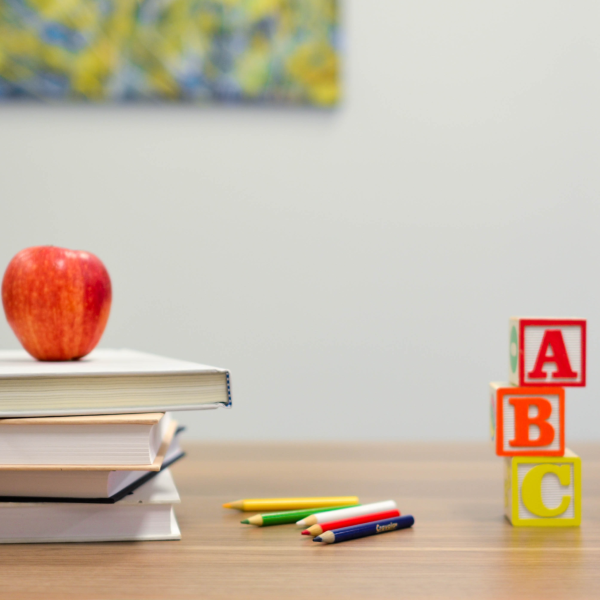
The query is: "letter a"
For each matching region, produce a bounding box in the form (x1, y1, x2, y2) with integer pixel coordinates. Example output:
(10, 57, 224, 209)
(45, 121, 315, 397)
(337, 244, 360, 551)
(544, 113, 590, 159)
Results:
(509, 397, 555, 447)
(528, 330, 577, 380)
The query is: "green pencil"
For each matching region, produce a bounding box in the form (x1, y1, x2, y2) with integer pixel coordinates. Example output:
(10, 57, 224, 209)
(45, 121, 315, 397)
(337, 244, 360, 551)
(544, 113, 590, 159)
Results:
(241, 505, 361, 527)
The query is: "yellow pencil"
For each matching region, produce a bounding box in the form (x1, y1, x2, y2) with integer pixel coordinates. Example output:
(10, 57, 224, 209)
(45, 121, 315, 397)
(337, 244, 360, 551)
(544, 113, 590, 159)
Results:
(222, 497, 359, 512)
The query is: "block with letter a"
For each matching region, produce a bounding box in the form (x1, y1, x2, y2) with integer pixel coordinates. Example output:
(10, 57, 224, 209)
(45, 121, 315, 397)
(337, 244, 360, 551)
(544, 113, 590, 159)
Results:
(504, 450, 581, 527)
(490, 383, 565, 457)
(509, 317, 586, 387)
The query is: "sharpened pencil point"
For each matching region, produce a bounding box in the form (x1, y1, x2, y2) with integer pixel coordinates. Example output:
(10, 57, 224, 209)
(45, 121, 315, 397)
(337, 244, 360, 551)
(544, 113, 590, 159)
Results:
(296, 519, 306, 527)
(222, 503, 232, 509)
(301, 530, 310, 535)
(313, 536, 323, 542)
(241, 519, 250, 524)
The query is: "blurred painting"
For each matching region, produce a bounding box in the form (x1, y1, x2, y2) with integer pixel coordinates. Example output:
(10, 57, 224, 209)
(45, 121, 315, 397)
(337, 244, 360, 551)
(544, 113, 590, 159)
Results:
(0, 0, 339, 106)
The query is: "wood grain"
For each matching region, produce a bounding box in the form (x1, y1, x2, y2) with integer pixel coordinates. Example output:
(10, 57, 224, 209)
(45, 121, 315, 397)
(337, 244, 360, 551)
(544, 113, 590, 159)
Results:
(0, 441, 598, 599)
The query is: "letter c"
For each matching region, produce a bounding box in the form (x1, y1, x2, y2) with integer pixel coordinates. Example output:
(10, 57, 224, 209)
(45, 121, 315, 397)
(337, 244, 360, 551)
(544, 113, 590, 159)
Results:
(521, 464, 571, 517)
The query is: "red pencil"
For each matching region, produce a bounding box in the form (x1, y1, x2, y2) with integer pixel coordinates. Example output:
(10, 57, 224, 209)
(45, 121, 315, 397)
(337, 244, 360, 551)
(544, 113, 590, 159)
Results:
(301, 509, 401, 536)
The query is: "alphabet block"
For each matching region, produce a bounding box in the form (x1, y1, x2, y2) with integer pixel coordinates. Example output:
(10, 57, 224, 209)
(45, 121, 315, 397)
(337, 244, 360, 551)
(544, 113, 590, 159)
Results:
(490, 383, 565, 456)
(509, 317, 586, 387)
(504, 450, 581, 527)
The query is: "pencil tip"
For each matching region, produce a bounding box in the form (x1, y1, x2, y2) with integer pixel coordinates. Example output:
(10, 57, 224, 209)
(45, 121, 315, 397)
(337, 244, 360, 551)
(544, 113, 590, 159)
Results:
(222, 503, 232, 509)
(313, 537, 322, 542)
(241, 519, 250, 524)
(296, 520, 306, 527)
(301, 531, 309, 536)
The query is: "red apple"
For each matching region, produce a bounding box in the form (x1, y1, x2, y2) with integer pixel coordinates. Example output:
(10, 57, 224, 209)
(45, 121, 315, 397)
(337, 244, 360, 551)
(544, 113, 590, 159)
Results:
(2, 246, 112, 361)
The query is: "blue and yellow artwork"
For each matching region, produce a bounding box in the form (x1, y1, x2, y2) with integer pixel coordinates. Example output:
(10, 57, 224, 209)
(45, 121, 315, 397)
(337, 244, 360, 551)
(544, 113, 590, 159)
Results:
(0, 0, 339, 105)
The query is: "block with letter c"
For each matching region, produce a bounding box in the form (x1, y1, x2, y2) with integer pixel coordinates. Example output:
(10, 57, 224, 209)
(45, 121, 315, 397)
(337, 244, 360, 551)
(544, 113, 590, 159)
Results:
(490, 383, 565, 457)
(504, 451, 581, 527)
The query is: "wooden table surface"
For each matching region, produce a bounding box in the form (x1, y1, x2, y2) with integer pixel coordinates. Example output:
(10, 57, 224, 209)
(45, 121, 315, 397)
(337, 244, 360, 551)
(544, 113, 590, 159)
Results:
(0, 441, 599, 599)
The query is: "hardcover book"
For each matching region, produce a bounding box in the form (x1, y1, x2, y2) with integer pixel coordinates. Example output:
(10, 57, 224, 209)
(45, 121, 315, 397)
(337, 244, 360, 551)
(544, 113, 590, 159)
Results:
(0, 349, 231, 417)
(0, 413, 179, 471)
(0, 429, 185, 503)
(0, 469, 182, 544)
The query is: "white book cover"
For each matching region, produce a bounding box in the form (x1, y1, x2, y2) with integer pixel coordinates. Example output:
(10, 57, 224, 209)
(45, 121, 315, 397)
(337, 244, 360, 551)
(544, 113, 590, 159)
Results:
(0, 432, 185, 500)
(0, 470, 181, 544)
(0, 349, 232, 417)
(0, 349, 226, 378)
(0, 412, 171, 467)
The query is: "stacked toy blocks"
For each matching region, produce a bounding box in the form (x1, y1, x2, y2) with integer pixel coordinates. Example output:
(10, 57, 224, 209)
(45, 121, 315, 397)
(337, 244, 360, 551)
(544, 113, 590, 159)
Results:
(490, 317, 586, 527)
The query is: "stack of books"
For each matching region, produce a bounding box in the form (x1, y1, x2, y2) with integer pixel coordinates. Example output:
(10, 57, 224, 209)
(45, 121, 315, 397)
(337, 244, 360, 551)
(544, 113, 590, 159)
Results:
(0, 348, 231, 544)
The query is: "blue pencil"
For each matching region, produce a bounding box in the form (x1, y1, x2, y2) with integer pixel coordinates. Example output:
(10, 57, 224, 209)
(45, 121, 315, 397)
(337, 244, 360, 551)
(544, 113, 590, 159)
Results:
(312, 515, 414, 544)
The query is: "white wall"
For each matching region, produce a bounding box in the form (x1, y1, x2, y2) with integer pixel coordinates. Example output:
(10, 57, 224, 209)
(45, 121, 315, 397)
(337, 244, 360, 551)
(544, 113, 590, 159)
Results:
(1, 1, 600, 440)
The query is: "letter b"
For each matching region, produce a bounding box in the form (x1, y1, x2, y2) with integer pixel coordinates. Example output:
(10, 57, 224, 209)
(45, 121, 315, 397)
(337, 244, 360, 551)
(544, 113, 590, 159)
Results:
(490, 383, 565, 457)
(509, 397, 555, 447)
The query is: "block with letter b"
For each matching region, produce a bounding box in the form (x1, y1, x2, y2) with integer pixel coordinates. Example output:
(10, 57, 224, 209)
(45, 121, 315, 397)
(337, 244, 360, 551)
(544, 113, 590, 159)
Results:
(504, 450, 581, 527)
(509, 317, 586, 387)
(490, 383, 565, 457)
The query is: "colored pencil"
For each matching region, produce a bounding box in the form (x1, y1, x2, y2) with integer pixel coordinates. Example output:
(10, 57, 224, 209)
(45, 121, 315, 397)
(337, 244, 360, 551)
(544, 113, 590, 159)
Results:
(301, 509, 400, 536)
(241, 505, 361, 526)
(313, 515, 415, 544)
(296, 500, 397, 527)
(223, 496, 359, 512)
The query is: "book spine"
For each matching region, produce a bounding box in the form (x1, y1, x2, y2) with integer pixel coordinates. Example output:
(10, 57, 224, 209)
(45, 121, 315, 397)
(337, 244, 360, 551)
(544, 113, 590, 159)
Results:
(225, 371, 233, 407)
